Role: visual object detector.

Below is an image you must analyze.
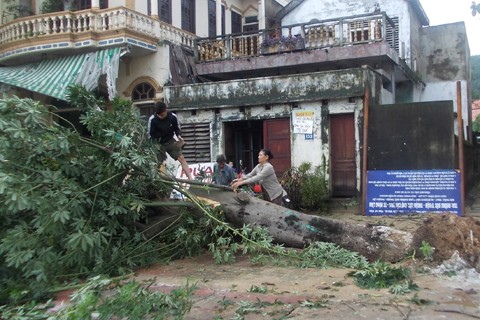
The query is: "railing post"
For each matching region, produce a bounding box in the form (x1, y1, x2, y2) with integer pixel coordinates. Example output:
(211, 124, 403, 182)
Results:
(382, 12, 387, 43)
(193, 39, 199, 62)
(226, 34, 231, 60)
(339, 18, 344, 46)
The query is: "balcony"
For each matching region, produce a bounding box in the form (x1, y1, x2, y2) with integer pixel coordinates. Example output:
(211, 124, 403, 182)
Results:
(0, 7, 196, 65)
(194, 12, 405, 81)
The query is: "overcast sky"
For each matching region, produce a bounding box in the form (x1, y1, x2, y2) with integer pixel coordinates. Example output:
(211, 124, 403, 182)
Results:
(420, 0, 480, 55)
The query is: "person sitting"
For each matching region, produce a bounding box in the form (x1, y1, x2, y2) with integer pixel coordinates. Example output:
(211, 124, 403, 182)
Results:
(212, 154, 235, 186)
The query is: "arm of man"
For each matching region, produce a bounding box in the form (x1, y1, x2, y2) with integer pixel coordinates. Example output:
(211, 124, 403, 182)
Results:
(170, 113, 182, 140)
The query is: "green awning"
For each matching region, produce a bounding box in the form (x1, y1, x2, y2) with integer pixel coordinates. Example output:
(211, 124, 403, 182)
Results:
(0, 48, 121, 101)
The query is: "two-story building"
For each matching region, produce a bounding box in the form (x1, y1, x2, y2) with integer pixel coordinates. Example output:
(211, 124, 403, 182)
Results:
(0, 0, 471, 198)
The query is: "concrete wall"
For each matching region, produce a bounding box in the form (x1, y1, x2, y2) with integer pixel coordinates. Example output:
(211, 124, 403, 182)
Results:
(418, 22, 471, 138)
(172, 97, 364, 190)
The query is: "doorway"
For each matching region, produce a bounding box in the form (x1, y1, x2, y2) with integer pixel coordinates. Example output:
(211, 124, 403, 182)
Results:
(330, 113, 357, 197)
(224, 120, 263, 174)
(224, 119, 291, 177)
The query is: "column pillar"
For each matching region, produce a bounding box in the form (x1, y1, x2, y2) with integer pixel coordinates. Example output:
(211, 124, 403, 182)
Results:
(258, 0, 266, 30)
(91, 0, 100, 9)
(151, 0, 159, 19)
(216, 0, 222, 36)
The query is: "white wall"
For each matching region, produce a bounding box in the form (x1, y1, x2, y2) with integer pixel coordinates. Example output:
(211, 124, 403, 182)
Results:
(420, 81, 469, 137)
(116, 45, 171, 100)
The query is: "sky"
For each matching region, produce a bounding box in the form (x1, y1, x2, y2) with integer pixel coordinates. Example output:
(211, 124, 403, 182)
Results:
(419, 0, 480, 55)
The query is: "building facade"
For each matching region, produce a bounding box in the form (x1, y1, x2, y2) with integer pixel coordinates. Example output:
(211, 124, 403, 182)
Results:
(0, 0, 471, 198)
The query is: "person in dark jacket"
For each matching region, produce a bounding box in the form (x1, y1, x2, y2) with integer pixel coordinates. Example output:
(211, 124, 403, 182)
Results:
(149, 101, 193, 180)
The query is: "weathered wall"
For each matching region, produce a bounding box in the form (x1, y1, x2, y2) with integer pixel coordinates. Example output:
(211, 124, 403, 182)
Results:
(417, 22, 470, 138)
(166, 68, 383, 192)
(166, 68, 370, 109)
(418, 22, 470, 83)
(117, 44, 170, 100)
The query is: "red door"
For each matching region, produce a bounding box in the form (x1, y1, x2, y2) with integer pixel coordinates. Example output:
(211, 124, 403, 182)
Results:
(330, 114, 357, 197)
(263, 119, 291, 177)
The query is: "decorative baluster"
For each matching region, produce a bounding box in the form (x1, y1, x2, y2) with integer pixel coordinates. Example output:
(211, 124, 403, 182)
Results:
(249, 36, 253, 56)
(375, 18, 380, 39)
(59, 14, 65, 33)
(332, 23, 336, 44)
(85, 13, 91, 31)
(234, 36, 239, 57)
(20, 21, 26, 39)
(320, 26, 324, 46)
(309, 26, 313, 47)
(347, 22, 351, 44)
(66, 14, 72, 33)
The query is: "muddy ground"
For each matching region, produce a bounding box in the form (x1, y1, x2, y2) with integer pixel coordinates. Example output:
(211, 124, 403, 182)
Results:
(126, 212, 480, 320)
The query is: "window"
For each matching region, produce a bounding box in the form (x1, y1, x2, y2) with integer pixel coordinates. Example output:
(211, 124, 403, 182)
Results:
(221, 6, 225, 35)
(208, 0, 225, 37)
(243, 15, 258, 32)
(208, 0, 216, 37)
(132, 82, 155, 101)
(159, 0, 172, 24)
(181, 0, 195, 33)
(386, 17, 399, 53)
(132, 82, 156, 121)
(231, 11, 242, 34)
(181, 122, 211, 163)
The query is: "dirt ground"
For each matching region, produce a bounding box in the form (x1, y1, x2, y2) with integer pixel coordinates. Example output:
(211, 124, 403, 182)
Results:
(127, 211, 480, 320)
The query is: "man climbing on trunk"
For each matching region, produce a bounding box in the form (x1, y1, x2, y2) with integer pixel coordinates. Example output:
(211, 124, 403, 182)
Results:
(149, 101, 193, 180)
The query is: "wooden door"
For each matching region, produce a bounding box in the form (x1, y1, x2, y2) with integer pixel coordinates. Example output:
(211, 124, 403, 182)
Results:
(263, 119, 291, 177)
(330, 114, 357, 197)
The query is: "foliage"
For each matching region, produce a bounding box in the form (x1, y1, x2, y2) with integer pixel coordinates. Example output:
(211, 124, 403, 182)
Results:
(0, 89, 190, 304)
(40, 0, 65, 14)
(282, 162, 329, 210)
(420, 240, 435, 261)
(390, 279, 418, 295)
(352, 260, 412, 290)
(260, 35, 304, 50)
(0, 300, 52, 320)
(50, 276, 196, 319)
(297, 242, 369, 269)
(3, 0, 33, 20)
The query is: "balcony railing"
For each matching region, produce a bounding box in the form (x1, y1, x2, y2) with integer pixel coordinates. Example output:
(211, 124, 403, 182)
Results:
(0, 7, 195, 49)
(195, 12, 396, 63)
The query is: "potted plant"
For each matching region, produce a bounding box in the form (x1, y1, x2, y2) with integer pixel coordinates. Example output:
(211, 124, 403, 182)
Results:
(260, 34, 305, 54)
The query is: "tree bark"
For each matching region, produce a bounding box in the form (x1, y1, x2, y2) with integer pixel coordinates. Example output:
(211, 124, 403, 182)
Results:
(188, 184, 413, 262)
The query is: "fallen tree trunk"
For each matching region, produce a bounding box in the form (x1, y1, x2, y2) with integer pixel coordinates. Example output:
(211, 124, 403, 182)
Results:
(187, 183, 413, 262)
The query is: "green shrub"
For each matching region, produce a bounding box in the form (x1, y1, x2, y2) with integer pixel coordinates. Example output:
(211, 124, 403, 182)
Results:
(282, 162, 329, 210)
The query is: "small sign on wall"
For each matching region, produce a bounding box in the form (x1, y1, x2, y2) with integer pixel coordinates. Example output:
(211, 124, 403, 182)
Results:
(366, 170, 461, 216)
(292, 110, 314, 134)
(304, 133, 314, 140)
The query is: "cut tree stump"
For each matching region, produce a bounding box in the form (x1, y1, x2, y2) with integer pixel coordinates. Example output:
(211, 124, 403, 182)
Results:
(187, 183, 413, 262)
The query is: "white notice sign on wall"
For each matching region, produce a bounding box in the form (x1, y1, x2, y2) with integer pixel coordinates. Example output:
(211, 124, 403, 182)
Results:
(292, 110, 314, 134)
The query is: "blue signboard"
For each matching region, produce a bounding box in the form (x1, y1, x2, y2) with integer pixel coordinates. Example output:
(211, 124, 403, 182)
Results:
(366, 170, 461, 216)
